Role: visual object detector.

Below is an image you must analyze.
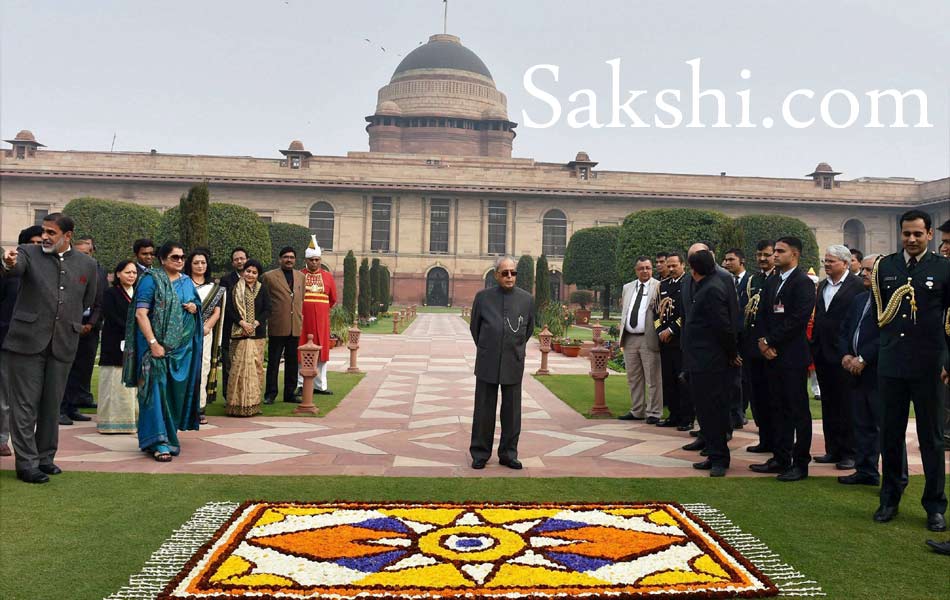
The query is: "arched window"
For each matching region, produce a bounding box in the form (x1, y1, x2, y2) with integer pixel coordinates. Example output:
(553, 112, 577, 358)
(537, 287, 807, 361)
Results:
(842, 218, 865, 252)
(309, 201, 334, 251)
(542, 210, 567, 257)
(484, 271, 498, 288)
(550, 270, 562, 302)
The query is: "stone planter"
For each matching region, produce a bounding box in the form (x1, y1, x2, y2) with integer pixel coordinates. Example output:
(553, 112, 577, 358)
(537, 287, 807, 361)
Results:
(561, 345, 581, 357)
(574, 309, 591, 325)
(552, 341, 563, 353)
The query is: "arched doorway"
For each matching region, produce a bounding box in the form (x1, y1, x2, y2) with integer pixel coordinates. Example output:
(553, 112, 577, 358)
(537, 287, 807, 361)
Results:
(843, 219, 865, 251)
(426, 267, 450, 306)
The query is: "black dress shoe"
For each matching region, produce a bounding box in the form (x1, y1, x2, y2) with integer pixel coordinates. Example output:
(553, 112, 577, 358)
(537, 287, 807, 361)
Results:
(58, 413, 73, 426)
(645, 417, 660, 425)
(873, 505, 899, 523)
(657, 419, 678, 428)
(926, 539, 950, 555)
(746, 444, 771, 453)
(284, 397, 302, 404)
(68, 412, 91, 422)
(315, 389, 334, 395)
(927, 513, 947, 532)
(617, 413, 644, 421)
(471, 459, 487, 470)
(837, 473, 879, 486)
(682, 439, 705, 452)
(16, 469, 49, 484)
(699, 448, 709, 457)
(689, 429, 701, 437)
(776, 467, 808, 482)
(499, 458, 523, 470)
(710, 465, 727, 477)
(813, 454, 839, 464)
(749, 460, 785, 474)
(692, 459, 712, 470)
(38, 464, 62, 475)
(263, 396, 276, 405)
(835, 458, 856, 470)
(676, 423, 694, 432)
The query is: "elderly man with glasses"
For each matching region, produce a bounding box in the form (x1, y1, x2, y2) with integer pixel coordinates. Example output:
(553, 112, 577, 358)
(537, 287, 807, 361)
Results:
(469, 255, 535, 470)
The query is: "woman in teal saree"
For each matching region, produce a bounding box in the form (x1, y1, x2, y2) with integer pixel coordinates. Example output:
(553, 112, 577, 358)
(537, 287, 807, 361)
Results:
(123, 241, 203, 461)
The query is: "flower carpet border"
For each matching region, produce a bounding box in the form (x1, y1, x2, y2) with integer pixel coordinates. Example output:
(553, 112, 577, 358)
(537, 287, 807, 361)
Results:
(107, 501, 824, 600)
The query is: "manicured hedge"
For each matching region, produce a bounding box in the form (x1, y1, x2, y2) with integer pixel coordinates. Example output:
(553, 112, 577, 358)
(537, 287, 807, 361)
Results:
(563, 225, 620, 289)
(516, 255, 534, 293)
(616, 209, 729, 282)
(358, 258, 370, 319)
(535, 254, 551, 312)
(732, 214, 820, 272)
(267, 222, 311, 269)
(156, 203, 270, 274)
(63, 197, 161, 273)
(342, 250, 357, 322)
(180, 183, 209, 252)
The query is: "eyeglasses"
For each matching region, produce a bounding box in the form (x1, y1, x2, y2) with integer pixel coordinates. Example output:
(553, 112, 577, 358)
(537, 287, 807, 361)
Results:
(498, 270, 517, 277)
(167, 255, 185, 261)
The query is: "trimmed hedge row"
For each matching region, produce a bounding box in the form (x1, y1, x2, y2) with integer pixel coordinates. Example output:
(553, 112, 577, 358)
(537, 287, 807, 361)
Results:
(156, 203, 270, 274)
(63, 197, 162, 273)
(267, 221, 311, 269)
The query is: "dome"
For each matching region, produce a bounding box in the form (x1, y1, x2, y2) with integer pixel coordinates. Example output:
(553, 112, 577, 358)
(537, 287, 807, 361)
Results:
(288, 140, 305, 151)
(814, 162, 833, 173)
(393, 34, 493, 80)
(376, 100, 402, 116)
(481, 106, 507, 120)
(575, 151, 591, 162)
(14, 130, 36, 142)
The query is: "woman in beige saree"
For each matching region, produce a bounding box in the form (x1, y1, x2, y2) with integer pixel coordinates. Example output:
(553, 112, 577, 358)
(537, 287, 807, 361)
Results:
(225, 259, 270, 417)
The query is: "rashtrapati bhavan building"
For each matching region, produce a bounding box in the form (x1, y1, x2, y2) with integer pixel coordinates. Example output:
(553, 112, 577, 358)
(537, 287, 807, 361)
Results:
(2, 34, 947, 306)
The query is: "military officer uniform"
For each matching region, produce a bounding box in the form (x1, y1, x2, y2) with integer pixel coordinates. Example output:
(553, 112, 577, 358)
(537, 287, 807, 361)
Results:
(875, 250, 949, 523)
(741, 269, 774, 451)
(654, 274, 690, 428)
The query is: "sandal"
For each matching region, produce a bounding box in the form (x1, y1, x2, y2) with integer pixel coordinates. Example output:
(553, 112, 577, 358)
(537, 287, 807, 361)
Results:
(199, 416, 208, 425)
(152, 444, 173, 462)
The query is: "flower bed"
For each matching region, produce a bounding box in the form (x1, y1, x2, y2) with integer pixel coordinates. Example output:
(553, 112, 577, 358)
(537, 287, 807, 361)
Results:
(156, 501, 781, 599)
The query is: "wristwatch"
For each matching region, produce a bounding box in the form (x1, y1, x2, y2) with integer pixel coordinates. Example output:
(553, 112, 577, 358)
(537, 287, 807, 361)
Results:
(856, 356, 865, 364)
(148, 338, 158, 346)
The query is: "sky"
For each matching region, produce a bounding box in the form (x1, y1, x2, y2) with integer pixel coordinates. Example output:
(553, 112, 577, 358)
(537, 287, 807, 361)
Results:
(2, 0, 947, 181)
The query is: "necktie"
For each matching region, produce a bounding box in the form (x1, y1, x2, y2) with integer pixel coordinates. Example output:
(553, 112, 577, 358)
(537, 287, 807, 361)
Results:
(853, 296, 871, 353)
(629, 282, 644, 329)
(907, 256, 918, 271)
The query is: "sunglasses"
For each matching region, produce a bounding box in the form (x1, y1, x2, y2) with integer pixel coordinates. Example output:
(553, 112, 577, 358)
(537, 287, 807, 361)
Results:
(167, 254, 185, 261)
(498, 270, 517, 277)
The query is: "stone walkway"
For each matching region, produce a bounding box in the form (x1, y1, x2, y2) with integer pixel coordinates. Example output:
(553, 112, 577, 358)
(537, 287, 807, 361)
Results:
(1, 314, 927, 478)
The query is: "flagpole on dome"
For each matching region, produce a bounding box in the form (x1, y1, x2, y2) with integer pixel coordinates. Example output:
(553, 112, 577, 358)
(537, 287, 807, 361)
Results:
(443, 0, 448, 34)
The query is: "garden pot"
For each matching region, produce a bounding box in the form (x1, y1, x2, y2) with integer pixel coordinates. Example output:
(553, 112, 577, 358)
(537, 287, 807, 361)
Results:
(552, 341, 562, 353)
(574, 309, 591, 325)
(561, 345, 581, 357)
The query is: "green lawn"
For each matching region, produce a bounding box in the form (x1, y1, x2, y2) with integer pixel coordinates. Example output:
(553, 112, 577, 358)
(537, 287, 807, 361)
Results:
(0, 472, 944, 600)
(416, 306, 461, 313)
(359, 312, 418, 334)
(535, 374, 827, 420)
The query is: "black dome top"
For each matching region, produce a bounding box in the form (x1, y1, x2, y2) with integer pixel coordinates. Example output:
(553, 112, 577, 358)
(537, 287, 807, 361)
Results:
(393, 34, 493, 80)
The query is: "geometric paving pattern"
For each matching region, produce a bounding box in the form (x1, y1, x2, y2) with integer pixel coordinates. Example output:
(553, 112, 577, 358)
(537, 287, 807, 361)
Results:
(2, 313, 927, 478)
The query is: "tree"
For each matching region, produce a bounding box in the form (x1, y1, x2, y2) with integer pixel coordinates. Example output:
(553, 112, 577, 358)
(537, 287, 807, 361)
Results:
(63, 198, 161, 273)
(616, 208, 730, 283)
(358, 258, 371, 319)
(535, 254, 551, 315)
(156, 203, 270, 274)
(562, 225, 620, 319)
(179, 182, 210, 252)
(342, 250, 357, 323)
(370, 258, 382, 316)
(380, 265, 391, 312)
(267, 222, 311, 269)
(516, 255, 534, 293)
(717, 220, 745, 259)
(732, 214, 821, 272)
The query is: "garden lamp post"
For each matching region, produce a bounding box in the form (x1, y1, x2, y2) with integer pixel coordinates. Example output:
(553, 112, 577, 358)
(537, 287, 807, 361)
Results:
(295, 334, 321, 415)
(392, 311, 400, 334)
(536, 325, 552, 376)
(588, 344, 612, 418)
(592, 318, 603, 347)
(347, 325, 363, 374)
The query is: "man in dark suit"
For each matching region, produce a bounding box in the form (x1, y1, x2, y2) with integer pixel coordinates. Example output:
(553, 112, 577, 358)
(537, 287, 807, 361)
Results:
(680, 242, 740, 453)
(133, 238, 155, 278)
(812, 244, 866, 470)
(469, 255, 535, 470)
(837, 254, 907, 487)
(0, 226, 44, 458)
(751, 236, 816, 482)
(873, 210, 949, 532)
(59, 236, 109, 424)
(1, 213, 98, 484)
(682, 250, 740, 477)
(741, 240, 775, 453)
(723, 248, 751, 430)
(219, 247, 248, 400)
(655, 252, 689, 429)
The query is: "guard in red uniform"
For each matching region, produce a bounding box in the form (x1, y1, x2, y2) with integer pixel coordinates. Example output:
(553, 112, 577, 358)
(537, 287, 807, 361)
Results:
(297, 236, 337, 395)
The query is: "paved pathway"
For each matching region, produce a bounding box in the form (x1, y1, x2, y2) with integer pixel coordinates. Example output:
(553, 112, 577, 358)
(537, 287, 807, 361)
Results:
(1, 314, 927, 478)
